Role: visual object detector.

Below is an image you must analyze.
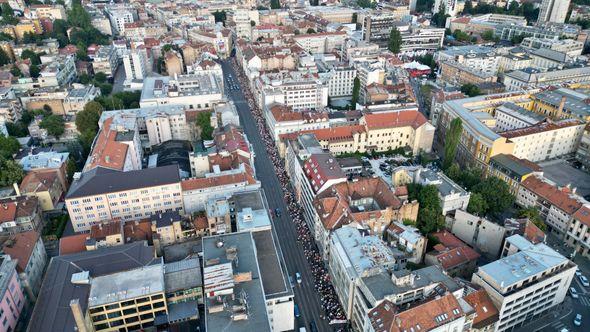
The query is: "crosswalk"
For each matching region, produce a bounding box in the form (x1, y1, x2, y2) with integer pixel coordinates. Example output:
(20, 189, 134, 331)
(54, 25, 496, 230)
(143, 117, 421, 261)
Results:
(546, 320, 566, 331)
(579, 295, 590, 306)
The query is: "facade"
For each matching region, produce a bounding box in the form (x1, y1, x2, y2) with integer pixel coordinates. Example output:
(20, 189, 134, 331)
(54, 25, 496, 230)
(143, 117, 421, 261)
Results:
(123, 49, 147, 80)
(292, 32, 347, 54)
(446, 209, 508, 257)
(317, 60, 357, 97)
(65, 165, 184, 232)
(91, 45, 119, 78)
(0, 196, 42, 235)
(500, 119, 585, 162)
(385, 222, 428, 264)
(493, 103, 544, 132)
(538, 0, 571, 23)
(424, 230, 480, 278)
(472, 235, 576, 332)
(488, 154, 543, 195)
(504, 67, 590, 91)
(437, 45, 501, 75)
(0, 256, 25, 332)
(140, 74, 223, 109)
(439, 61, 497, 86)
(19, 168, 65, 211)
(257, 71, 329, 111)
(38, 54, 77, 88)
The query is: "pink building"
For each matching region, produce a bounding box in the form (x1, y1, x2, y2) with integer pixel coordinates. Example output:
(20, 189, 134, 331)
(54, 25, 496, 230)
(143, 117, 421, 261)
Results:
(0, 256, 25, 332)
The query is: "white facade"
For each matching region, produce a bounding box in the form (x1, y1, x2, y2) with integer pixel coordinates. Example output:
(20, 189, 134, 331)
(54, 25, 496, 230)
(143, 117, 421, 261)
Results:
(493, 103, 543, 132)
(123, 49, 147, 80)
(505, 120, 585, 162)
(538, 0, 571, 23)
(257, 72, 329, 111)
(108, 9, 134, 35)
(472, 235, 576, 332)
(140, 74, 224, 109)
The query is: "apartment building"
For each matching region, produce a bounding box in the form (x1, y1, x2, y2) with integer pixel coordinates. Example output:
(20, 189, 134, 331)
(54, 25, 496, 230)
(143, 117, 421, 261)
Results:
(504, 67, 590, 91)
(493, 103, 544, 132)
(123, 48, 148, 80)
(521, 37, 583, 57)
(361, 12, 398, 45)
(399, 25, 446, 54)
(449, 14, 527, 35)
(385, 222, 428, 264)
(424, 230, 480, 278)
(83, 117, 140, 173)
(1, 230, 47, 300)
(488, 154, 543, 195)
(316, 59, 357, 97)
(517, 175, 583, 236)
(65, 165, 184, 232)
(19, 168, 65, 211)
(499, 119, 585, 162)
(140, 73, 223, 109)
(538, 0, 571, 24)
(257, 71, 329, 111)
(0, 196, 42, 235)
(433, 0, 464, 17)
(38, 54, 77, 88)
(64, 85, 101, 114)
(439, 61, 498, 86)
(329, 227, 404, 321)
(472, 235, 576, 332)
(90, 45, 119, 78)
(107, 6, 135, 35)
(0, 256, 25, 332)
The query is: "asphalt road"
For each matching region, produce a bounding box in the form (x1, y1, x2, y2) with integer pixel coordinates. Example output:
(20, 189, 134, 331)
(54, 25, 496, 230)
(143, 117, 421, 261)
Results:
(220, 60, 334, 332)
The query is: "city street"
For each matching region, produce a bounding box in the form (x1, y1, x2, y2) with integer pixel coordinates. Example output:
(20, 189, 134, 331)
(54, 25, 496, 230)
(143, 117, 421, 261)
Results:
(220, 59, 335, 332)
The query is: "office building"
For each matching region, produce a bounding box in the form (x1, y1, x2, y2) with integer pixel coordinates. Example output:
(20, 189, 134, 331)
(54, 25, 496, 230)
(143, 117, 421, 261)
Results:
(472, 235, 576, 332)
(140, 73, 223, 109)
(123, 48, 147, 80)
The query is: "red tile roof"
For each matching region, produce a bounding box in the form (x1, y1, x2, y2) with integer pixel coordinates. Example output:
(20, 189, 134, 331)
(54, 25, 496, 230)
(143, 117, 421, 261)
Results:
(181, 171, 257, 191)
(463, 289, 499, 329)
(500, 119, 583, 139)
(430, 230, 480, 270)
(1, 230, 41, 272)
(85, 118, 129, 172)
(390, 294, 465, 332)
(363, 110, 428, 130)
(521, 176, 582, 214)
(59, 233, 88, 255)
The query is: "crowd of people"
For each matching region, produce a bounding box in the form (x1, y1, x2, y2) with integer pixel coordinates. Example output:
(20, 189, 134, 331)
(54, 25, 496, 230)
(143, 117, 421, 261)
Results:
(229, 59, 347, 325)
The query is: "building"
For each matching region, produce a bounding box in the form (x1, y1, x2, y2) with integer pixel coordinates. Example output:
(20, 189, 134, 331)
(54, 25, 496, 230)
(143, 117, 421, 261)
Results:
(488, 154, 543, 195)
(499, 119, 585, 162)
(393, 166, 471, 215)
(123, 48, 147, 80)
(316, 59, 357, 97)
(385, 221, 428, 264)
(425, 230, 480, 278)
(328, 227, 404, 320)
(521, 37, 583, 57)
(90, 45, 119, 78)
(292, 31, 347, 54)
(504, 67, 590, 91)
(576, 124, 590, 168)
(433, 0, 464, 17)
(0, 230, 47, 300)
(38, 54, 77, 88)
(446, 209, 509, 257)
(203, 230, 294, 332)
(0, 256, 25, 332)
(0, 196, 42, 235)
(517, 175, 583, 236)
(18, 151, 69, 171)
(437, 46, 501, 75)
(140, 73, 223, 109)
(256, 71, 329, 111)
(107, 6, 135, 35)
(472, 235, 576, 332)
(530, 87, 590, 121)
(64, 85, 101, 115)
(538, 0, 571, 24)
(65, 165, 184, 232)
(264, 104, 329, 141)
(493, 102, 544, 132)
(19, 168, 66, 211)
(439, 61, 498, 86)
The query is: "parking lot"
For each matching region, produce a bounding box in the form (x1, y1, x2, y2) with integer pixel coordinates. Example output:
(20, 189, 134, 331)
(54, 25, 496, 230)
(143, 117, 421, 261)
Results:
(539, 159, 590, 198)
(362, 155, 415, 186)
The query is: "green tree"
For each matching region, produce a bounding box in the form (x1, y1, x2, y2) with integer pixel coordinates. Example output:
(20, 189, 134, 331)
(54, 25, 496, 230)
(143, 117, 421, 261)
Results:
(416, 53, 436, 70)
(388, 26, 402, 54)
(458, 167, 483, 190)
(452, 29, 471, 42)
(21, 49, 41, 65)
(0, 135, 20, 158)
(99, 83, 113, 95)
(472, 177, 514, 215)
(510, 34, 525, 45)
(463, 0, 473, 14)
(79, 73, 90, 84)
(112, 91, 141, 109)
(357, 0, 375, 8)
(445, 162, 461, 181)
(306, 28, 316, 34)
(1, 3, 18, 25)
(432, 3, 450, 28)
(10, 65, 22, 78)
(481, 30, 497, 41)
(442, 118, 462, 171)
(212, 10, 226, 23)
(66, 158, 78, 182)
(270, 0, 281, 9)
(467, 192, 488, 215)
(408, 183, 445, 234)
(415, 0, 434, 12)
(0, 32, 13, 42)
(0, 48, 10, 66)
(75, 101, 103, 134)
(29, 64, 40, 78)
(0, 158, 24, 187)
(518, 206, 546, 231)
(250, 20, 256, 27)
(40, 114, 65, 138)
(78, 129, 96, 157)
(197, 111, 214, 140)
(6, 122, 28, 137)
(94, 72, 107, 83)
(460, 83, 481, 97)
(351, 77, 361, 106)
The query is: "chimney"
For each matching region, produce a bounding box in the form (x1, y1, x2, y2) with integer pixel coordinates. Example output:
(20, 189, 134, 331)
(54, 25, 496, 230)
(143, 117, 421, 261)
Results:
(70, 299, 89, 332)
(12, 183, 20, 196)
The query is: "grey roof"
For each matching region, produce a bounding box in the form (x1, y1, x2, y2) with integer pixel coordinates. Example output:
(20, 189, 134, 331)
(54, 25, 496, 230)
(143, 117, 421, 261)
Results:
(151, 210, 182, 228)
(164, 257, 202, 293)
(66, 165, 181, 199)
(203, 232, 271, 332)
(490, 154, 540, 178)
(28, 242, 157, 332)
(252, 230, 293, 299)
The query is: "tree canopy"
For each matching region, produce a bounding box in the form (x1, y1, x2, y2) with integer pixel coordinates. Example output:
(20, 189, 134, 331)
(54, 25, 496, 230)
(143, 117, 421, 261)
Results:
(40, 115, 65, 138)
(0, 135, 20, 158)
(408, 183, 445, 234)
(442, 118, 462, 171)
(351, 77, 361, 106)
(76, 101, 103, 134)
(460, 83, 481, 97)
(197, 112, 214, 140)
(270, 0, 281, 9)
(388, 26, 402, 54)
(0, 158, 24, 187)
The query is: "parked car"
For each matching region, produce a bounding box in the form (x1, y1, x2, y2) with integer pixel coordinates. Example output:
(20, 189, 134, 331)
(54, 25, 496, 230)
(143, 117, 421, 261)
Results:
(580, 275, 589, 287)
(295, 272, 302, 284)
(274, 208, 281, 217)
(294, 304, 300, 317)
(570, 287, 579, 299)
(574, 314, 582, 327)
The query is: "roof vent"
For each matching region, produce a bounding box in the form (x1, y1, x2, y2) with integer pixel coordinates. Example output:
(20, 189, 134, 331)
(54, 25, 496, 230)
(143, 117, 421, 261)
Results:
(71, 271, 90, 285)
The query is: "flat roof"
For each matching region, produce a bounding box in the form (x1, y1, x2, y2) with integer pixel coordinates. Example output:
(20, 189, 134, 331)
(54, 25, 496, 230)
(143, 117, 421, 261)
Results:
(478, 235, 568, 290)
(252, 230, 292, 299)
(88, 263, 165, 308)
(203, 232, 271, 332)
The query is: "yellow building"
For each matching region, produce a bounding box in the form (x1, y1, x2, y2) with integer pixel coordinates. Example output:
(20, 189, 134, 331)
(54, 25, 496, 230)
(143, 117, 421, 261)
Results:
(530, 87, 590, 121)
(488, 154, 543, 194)
(150, 211, 184, 245)
(14, 20, 42, 41)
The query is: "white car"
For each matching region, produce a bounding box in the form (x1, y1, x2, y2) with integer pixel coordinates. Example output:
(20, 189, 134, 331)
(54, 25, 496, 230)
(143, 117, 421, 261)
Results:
(570, 287, 579, 299)
(574, 314, 582, 327)
(580, 275, 590, 287)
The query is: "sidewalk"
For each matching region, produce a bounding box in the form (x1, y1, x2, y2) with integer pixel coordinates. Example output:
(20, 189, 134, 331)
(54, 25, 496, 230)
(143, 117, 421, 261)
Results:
(514, 297, 573, 332)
